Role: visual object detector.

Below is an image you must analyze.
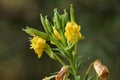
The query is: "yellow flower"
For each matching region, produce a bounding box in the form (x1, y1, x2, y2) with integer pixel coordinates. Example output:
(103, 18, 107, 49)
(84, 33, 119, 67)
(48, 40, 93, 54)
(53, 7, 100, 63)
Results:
(53, 26, 62, 40)
(51, 27, 62, 44)
(30, 36, 46, 58)
(64, 21, 82, 42)
(93, 60, 109, 80)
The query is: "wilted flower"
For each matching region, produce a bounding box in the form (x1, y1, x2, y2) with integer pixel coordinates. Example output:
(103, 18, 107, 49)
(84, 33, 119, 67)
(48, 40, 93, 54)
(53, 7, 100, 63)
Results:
(56, 66, 67, 80)
(42, 75, 57, 80)
(93, 60, 109, 80)
(42, 77, 50, 80)
(64, 21, 82, 42)
(30, 36, 46, 58)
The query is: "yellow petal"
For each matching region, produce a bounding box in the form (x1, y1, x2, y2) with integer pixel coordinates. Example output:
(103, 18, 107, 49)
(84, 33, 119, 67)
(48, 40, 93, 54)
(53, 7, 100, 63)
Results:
(64, 21, 82, 42)
(53, 27, 62, 40)
(30, 36, 46, 58)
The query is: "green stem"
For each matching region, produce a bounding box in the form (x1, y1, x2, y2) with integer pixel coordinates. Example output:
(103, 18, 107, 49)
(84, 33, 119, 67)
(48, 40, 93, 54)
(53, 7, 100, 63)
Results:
(66, 44, 78, 80)
(96, 76, 100, 80)
(86, 62, 93, 74)
(54, 53, 66, 66)
(69, 58, 78, 80)
(83, 63, 93, 80)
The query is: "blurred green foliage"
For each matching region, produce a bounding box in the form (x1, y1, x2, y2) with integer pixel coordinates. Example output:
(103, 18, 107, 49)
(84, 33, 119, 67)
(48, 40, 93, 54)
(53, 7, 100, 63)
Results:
(0, 0, 120, 80)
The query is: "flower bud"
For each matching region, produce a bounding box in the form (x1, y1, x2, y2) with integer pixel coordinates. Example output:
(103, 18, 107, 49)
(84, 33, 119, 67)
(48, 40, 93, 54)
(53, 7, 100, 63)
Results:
(53, 9, 61, 30)
(70, 4, 75, 22)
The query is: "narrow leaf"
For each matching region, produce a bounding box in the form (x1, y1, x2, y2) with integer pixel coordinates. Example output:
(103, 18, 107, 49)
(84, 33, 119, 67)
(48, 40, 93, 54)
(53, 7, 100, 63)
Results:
(88, 74, 96, 80)
(23, 27, 48, 39)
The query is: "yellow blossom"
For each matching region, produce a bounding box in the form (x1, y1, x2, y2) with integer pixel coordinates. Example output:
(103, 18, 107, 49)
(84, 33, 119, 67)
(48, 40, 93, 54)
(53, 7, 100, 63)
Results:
(53, 26, 62, 40)
(93, 60, 109, 80)
(64, 21, 82, 42)
(51, 27, 62, 44)
(30, 36, 46, 58)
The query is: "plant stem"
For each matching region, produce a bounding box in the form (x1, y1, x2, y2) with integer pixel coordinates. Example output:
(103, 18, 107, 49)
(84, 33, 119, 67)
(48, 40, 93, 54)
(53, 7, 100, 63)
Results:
(86, 62, 93, 74)
(69, 58, 78, 80)
(54, 53, 66, 66)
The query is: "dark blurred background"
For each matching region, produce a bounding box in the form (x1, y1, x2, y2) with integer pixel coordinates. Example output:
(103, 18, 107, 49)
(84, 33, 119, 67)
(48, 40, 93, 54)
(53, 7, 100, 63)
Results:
(0, 0, 120, 80)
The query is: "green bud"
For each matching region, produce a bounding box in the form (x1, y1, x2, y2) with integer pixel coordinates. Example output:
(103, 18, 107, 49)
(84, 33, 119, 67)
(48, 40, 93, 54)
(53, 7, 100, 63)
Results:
(61, 9, 69, 31)
(40, 14, 49, 33)
(70, 4, 75, 22)
(53, 9, 61, 30)
(64, 10, 69, 23)
(45, 16, 53, 33)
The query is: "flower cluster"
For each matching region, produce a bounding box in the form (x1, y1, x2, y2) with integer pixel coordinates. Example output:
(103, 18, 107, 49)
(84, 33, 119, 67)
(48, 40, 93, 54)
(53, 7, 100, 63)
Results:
(23, 4, 109, 80)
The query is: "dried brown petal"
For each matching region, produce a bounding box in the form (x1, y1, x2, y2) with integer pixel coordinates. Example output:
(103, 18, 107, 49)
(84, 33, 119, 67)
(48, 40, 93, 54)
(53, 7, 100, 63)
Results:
(93, 60, 109, 80)
(56, 66, 67, 80)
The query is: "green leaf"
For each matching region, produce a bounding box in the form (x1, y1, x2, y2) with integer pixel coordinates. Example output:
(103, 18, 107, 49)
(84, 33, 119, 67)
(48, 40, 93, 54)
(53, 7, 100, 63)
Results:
(23, 27, 48, 40)
(78, 57, 91, 70)
(82, 74, 88, 80)
(67, 66, 74, 75)
(45, 44, 55, 59)
(88, 74, 96, 80)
